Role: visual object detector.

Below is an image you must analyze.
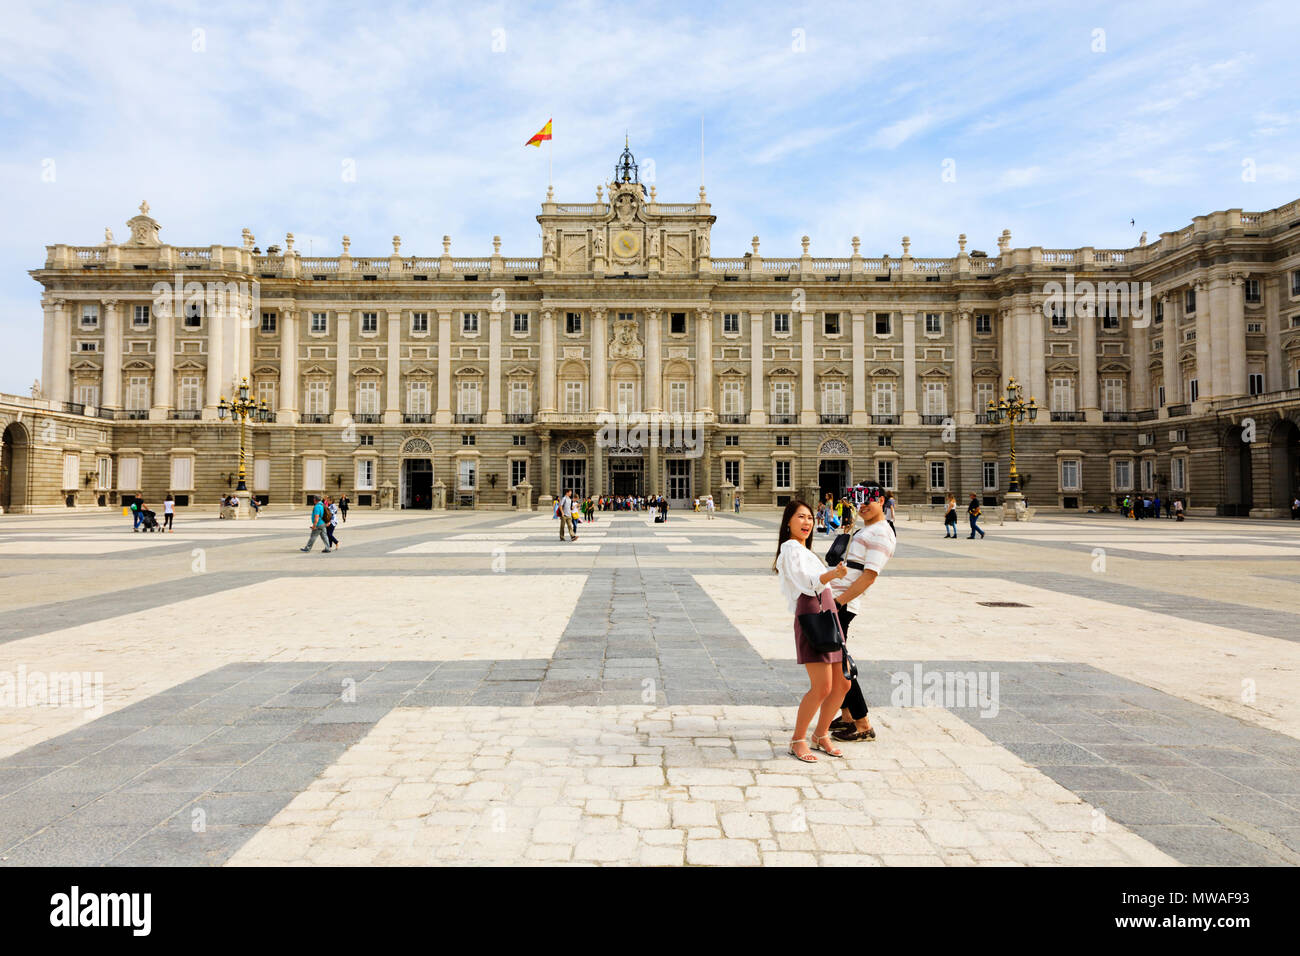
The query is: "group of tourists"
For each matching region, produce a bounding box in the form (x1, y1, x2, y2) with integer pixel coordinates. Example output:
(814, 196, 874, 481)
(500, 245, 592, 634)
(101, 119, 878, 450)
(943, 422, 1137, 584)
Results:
(776, 489, 897, 762)
(818, 492, 896, 536)
(1120, 494, 1184, 520)
(127, 495, 171, 533)
(300, 494, 344, 552)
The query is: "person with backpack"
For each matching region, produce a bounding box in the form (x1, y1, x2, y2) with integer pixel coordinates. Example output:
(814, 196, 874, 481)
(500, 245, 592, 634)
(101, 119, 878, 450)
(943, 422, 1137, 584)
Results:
(943, 494, 958, 538)
(967, 493, 985, 539)
(300, 495, 332, 553)
(830, 490, 896, 742)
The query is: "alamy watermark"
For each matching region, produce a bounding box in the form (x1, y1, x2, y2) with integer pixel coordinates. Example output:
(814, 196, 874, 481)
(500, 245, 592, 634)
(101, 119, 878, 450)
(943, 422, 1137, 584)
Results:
(151, 274, 260, 326)
(890, 665, 1000, 718)
(1041, 275, 1153, 328)
(596, 411, 707, 458)
(0, 665, 104, 719)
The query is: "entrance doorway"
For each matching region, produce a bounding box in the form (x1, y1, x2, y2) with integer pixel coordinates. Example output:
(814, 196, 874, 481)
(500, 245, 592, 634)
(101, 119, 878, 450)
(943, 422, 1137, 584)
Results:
(403, 458, 433, 509)
(1222, 425, 1253, 516)
(818, 459, 849, 503)
(666, 459, 691, 509)
(609, 456, 643, 496)
(1, 422, 29, 513)
(1271, 419, 1300, 513)
(560, 458, 587, 500)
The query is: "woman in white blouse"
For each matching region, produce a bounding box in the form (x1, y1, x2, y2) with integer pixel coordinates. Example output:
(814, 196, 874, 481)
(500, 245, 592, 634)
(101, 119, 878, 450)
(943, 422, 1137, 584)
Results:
(774, 499, 850, 762)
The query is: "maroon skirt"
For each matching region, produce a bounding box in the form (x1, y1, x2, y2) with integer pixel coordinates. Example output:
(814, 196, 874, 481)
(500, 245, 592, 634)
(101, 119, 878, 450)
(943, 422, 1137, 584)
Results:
(793, 588, 843, 665)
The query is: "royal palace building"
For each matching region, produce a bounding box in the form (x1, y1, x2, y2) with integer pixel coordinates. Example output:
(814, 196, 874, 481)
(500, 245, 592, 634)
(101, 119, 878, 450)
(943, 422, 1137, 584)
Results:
(3, 145, 1300, 516)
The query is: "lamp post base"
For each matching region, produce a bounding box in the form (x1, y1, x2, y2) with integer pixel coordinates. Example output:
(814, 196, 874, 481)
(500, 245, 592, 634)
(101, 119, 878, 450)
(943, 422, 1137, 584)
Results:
(235, 490, 254, 519)
(1002, 491, 1030, 521)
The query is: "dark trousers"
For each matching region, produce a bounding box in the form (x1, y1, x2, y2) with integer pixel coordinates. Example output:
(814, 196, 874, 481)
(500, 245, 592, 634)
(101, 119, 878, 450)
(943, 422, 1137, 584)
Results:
(163, 513, 173, 530)
(835, 606, 869, 720)
(969, 514, 984, 537)
(326, 524, 339, 546)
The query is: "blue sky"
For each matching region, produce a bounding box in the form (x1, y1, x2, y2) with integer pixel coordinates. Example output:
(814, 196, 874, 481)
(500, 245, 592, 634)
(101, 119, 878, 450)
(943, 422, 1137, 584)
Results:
(1, 0, 1297, 392)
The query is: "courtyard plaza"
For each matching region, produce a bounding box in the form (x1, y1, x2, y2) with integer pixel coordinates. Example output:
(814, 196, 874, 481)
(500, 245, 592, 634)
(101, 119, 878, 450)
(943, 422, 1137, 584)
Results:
(0, 505, 1298, 867)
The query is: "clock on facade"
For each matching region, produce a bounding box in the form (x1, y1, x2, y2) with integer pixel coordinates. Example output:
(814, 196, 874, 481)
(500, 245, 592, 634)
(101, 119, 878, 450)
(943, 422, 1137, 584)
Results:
(613, 230, 640, 257)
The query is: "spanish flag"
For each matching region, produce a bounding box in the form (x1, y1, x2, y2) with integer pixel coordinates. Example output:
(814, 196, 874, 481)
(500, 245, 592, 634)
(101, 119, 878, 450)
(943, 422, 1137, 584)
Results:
(526, 119, 552, 147)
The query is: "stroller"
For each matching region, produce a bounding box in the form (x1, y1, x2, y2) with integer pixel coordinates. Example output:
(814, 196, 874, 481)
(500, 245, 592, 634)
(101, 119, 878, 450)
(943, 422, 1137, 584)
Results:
(138, 508, 161, 532)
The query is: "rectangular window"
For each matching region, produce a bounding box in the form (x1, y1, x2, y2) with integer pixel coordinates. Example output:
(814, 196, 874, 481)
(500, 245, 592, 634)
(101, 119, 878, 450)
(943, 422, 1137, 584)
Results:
(975, 382, 994, 414)
(771, 381, 793, 415)
(1244, 278, 1260, 303)
(407, 381, 429, 414)
(359, 434, 374, 446)
(1050, 305, 1068, 329)
(776, 435, 791, 446)
(512, 312, 529, 334)
(929, 460, 947, 490)
(875, 313, 891, 336)
(126, 376, 150, 411)
(462, 312, 479, 334)
(823, 313, 841, 336)
(183, 300, 202, 328)
(97, 456, 111, 490)
(983, 461, 998, 490)
(1051, 378, 1075, 412)
(723, 312, 740, 334)
(924, 382, 947, 416)
(615, 380, 635, 414)
(257, 380, 276, 411)
(924, 313, 942, 335)
(1249, 372, 1264, 395)
(356, 381, 379, 415)
(1246, 321, 1262, 334)
(306, 380, 329, 414)
(304, 457, 325, 491)
(79, 341, 98, 352)
(1102, 378, 1125, 413)
(1155, 300, 1164, 325)
(1142, 458, 1155, 491)
(668, 381, 689, 415)
(510, 459, 527, 486)
(459, 381, 481, 415)
(178, 376, 201, 411)
(459, 459, 477, 490)
(81, 304, 99, 328)
(310, 312, 328, 334)
(670, 312, 687, 335)
(775, 460, 792, 489)
(62, 453, 80, 490)
(170, 456, 194, 491)
(75, 383, 100, 407)
(1185, 289, 1196, 313)
(261, 312, 276, 333)
(565, 311, 582, 335)
(724, 459, 741, 487)
(873, 382, 895, 415)
(1189, 378, 1199, 402)
(512, 434, 527, 446)
(461, 434, 476, 446)
(355, 459, 375, 490)
(118, 456, 141, 491)
(254, 458, 270, 491)
(564, 381, 584, 413)
(1157, 384, 1166, 407)
(773, 312, 790, 335)
(1291, 271, 1300, 297)
(1172, 456, 1187, 491)
(877, 459, 895, 489)
(1113, 459, 1133, 491)
(724, 435, 740, 446)
(822, 382, 844, 415)
(975, 313, 992, 335)
(510, 381, 531, 414)
(1061, 459, 1080, 491)
(361, 311, 378, 333)
(721, 381, 742, 415)
(134, 304, 151, 328)
(1102, 309, 1120, 330)
(412, 312, 429, 334)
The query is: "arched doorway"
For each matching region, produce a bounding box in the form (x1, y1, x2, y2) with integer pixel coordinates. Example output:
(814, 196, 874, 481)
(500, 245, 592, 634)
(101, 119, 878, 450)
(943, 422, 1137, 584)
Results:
(1222, 424, 1253, 517)
(1270, 419, 1300, 514)
(817, 438, 852, 502)
(400, 437, 434, 509)
(1, 421, 30, 514)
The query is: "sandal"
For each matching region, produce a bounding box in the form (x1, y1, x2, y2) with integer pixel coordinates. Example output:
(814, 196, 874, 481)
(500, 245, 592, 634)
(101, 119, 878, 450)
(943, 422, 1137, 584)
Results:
(787, 738, 817, 763)
(811, 733, 844, 758)
(832, 727, 876, 742)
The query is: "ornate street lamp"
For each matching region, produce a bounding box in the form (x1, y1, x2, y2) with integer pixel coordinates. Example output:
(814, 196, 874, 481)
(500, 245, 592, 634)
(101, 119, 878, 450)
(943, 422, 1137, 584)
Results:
(217, 377, 272, 501)
(986, 377, 1039, 498)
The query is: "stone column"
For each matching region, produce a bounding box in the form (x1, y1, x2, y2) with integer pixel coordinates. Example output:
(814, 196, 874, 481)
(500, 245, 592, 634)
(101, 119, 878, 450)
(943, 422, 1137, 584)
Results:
(591, 429, 603, 496)
(644, 308, 662, 412)
(437, 310, 453, 423)
(800, 311, 816, 424)
(649, 444, 660, 495)
(1028, 301, 1047, 411)
(1208, 275, 1232, 400)
(955, 309, 973, 424)
(1080, 303, 1099, 421)
(539, 308, 556, 413)
(851, 312, 867, 425)
(203, 299, 225, 419)
(1015, 301, 1032, 397)
(590, 307, 608, 412)
(279, 309, 299, 423)
(487, 310, 504, 423)
(1226, 273, 1247, 398)
(696, 309, 713, 413)
(701, 436, 713, 498)
(236, 295, 252, 386)
(1193, 279, 1213, 404)
(1264, 277, 1283, 391)
(901, 312, 918, 425)
(384, 310, 401, 424)
(539, 432, 552, 498)
(749, 310, 766, 425)
(1132, 318, 1150, 412)
(998, 307, 1013, 387)
(102, 299, 121, 409)
(1160, 296, 1179, 409)
(51, 298, 69, 404)
(41, 298, 56, 404)
(151, 299, 174, 420)
(333, 310, 351, 424)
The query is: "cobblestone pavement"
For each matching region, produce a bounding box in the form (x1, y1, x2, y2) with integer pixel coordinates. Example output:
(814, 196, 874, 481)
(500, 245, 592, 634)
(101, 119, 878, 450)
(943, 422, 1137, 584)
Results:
(0, 508, 1297, 866)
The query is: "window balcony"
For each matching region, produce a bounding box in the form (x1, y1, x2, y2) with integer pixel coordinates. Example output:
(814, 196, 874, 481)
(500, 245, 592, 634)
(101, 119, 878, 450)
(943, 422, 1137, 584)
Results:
(819, 414, 849, 425)
(1103, 411, 1136, 422)
(64, 402, 85, 415)
(921, 414, 948, 425)
(974, 413, 990, 424)
(353, 413, 381, 423)
(1134, 409, 1159, 421)
(120, 409, 148, 420)
(454, 413, 483, 424)
(1166, 404, 1190, 418)
(1050, 411, 1082, 422)
(872, 414, 899, 425)
(506, 413, 534, 424)
(403, 413, 432, 423)
(718, 413, 749, 424)
(302, 413, 331, 424)
(172, 409, 201, 420)
(770, 414, 797, 425)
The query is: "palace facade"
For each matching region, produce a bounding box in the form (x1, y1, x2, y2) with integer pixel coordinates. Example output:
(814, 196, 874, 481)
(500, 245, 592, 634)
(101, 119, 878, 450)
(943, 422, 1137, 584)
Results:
(4, 145, 1300, 516)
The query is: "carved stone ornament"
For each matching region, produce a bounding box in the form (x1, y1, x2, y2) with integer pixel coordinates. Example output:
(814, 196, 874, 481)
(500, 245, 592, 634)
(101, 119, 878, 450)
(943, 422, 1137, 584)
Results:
(609, 320, 643, 360)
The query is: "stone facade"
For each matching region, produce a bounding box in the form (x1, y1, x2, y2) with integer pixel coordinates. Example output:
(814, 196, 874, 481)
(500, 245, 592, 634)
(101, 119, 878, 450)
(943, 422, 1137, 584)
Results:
(6, 151, 1300, 516)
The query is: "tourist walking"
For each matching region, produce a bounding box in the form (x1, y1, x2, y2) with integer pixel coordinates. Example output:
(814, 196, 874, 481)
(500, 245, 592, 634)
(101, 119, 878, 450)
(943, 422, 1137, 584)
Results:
(163, 494, 175, 532)
(943, 494, 958, 538)
(883, 493, 896, 535)
(967, 494, 985, 539)
(339, 494, 349, 523)
(735, 493, 741, 514)
(300, 495, 332, 553)
(559, 489, 578, 541)
(705, 495, 715, 519)
(130, 496, 142, 531)
(831, 490, 897, 742)
(1174, 498, 1185, 522)
(659, 495, 668, 524)
(775, 499, 850, 764)
(321, 496, 341, 549)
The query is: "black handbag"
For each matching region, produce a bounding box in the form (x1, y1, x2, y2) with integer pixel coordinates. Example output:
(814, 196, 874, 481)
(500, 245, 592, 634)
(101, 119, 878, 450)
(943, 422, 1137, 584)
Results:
(798, 608, 844, 654)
